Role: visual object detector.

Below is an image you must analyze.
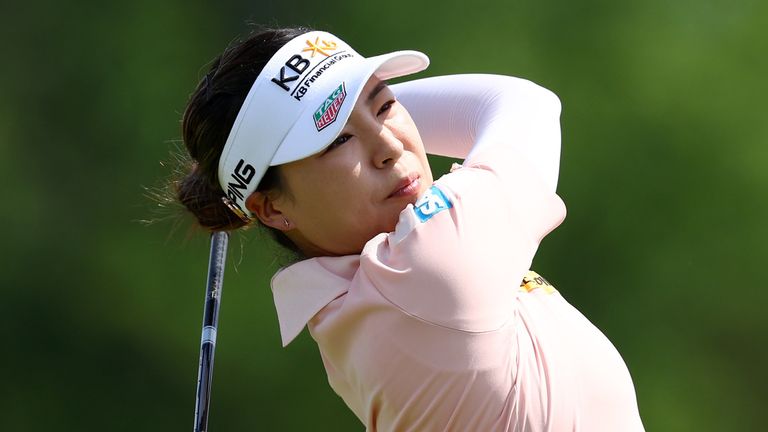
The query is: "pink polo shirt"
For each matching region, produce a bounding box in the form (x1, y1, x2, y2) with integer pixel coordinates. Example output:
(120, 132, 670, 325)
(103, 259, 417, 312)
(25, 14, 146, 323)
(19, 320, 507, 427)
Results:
(271, 143, 644, 431)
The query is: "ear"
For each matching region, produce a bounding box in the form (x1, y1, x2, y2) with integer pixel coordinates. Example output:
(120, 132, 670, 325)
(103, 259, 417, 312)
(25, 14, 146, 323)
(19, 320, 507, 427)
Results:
(245, 191, 290, 231)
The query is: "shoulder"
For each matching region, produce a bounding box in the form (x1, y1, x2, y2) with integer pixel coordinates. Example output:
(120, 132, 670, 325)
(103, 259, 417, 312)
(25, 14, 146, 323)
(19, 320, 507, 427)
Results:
(359, 172, 526, 333)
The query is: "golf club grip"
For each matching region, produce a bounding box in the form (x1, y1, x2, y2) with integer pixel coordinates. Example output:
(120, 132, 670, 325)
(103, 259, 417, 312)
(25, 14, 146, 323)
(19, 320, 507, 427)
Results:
(194, 231, 229, 432)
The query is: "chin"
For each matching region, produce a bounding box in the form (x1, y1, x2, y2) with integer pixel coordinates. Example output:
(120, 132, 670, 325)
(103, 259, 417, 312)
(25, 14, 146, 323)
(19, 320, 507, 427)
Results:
(384, 211, 404, 233)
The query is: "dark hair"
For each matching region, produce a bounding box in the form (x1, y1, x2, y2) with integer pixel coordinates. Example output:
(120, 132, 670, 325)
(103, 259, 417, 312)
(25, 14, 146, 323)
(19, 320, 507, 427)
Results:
(176, 27, 311, 251)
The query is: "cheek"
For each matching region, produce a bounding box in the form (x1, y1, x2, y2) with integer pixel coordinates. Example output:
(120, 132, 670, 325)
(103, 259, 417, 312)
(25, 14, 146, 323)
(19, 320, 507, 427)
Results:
(389, 115, 431, 178)
(286, 161, 370, 221)
(390, 109, 425, 152)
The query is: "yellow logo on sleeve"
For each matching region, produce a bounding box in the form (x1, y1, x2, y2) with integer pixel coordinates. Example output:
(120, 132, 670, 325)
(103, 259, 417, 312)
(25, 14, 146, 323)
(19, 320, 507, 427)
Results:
(520, 271, 557, 294)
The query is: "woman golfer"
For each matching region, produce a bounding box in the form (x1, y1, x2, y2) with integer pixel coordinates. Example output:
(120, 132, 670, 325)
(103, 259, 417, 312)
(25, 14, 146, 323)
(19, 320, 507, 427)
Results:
(176, 27, 644, 431)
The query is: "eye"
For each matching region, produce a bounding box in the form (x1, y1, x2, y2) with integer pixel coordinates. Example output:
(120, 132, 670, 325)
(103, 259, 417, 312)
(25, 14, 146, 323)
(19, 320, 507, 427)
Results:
(324, 133, 352, 153)
(377, 100, 395, 116)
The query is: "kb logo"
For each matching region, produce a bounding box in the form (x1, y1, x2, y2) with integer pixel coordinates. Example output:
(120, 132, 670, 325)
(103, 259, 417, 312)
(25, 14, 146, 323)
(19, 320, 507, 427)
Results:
(271, 55, 310, 91)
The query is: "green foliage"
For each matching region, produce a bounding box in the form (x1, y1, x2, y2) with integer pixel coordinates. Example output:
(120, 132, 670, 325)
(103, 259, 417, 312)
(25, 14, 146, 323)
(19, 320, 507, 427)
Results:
(1, 0, 765, 430)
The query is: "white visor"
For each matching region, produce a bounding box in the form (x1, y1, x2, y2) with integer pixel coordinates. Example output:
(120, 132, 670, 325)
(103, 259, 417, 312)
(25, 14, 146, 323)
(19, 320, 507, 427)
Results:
(217, 31, 430, 219)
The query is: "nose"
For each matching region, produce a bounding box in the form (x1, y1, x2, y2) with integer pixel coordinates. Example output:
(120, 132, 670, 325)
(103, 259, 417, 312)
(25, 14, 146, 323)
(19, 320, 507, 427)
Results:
(369, 125, 404, 169)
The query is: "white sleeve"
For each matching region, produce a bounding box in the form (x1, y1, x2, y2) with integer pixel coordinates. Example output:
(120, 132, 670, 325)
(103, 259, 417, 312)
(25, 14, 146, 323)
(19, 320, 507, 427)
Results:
(392, 74, 563, 192)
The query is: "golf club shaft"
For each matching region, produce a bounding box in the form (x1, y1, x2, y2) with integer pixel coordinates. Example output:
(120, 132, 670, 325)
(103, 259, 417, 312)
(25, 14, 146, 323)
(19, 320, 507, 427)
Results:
(194, 231, 229, 432)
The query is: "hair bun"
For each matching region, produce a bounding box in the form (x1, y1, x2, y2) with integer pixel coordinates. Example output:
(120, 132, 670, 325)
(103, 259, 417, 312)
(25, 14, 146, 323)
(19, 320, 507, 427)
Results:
(177, 163, 246, 231)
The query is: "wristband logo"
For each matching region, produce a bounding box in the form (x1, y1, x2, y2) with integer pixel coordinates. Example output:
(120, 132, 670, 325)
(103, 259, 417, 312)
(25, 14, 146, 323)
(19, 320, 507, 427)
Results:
(314, 83, 347, 131)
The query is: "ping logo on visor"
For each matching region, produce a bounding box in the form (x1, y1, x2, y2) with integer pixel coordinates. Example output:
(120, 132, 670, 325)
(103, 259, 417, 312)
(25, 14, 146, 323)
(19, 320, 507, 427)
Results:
(314, 83, 347, 131)
(414, 185, 453, 222)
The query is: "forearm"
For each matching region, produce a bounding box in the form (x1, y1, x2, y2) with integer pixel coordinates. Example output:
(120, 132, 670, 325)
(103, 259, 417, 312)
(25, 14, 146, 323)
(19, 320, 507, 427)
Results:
(392, 74, 562, 192)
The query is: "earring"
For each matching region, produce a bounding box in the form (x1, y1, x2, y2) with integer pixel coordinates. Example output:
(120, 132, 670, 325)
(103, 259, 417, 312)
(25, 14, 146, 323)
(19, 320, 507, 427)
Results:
(283, 218, 290, 229)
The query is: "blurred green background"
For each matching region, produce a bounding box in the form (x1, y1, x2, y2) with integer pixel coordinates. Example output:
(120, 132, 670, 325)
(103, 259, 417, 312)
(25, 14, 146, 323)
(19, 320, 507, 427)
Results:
(2, 0, 766, 430)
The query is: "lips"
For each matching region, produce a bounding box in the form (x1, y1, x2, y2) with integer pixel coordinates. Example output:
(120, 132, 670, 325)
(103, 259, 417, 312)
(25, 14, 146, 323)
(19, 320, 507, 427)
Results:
(388, 173, 421, 199)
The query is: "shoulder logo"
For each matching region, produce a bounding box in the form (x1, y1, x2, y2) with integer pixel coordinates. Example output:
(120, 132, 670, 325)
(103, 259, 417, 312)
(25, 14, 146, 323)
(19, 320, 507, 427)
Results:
(314, 83, 346, 131)
(413, 186, 453, 222)
(302, 37, 338, 58)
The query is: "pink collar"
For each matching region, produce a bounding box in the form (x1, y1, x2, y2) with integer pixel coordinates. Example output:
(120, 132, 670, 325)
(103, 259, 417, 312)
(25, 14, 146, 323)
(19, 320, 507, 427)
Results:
(270, 255, 360, 346)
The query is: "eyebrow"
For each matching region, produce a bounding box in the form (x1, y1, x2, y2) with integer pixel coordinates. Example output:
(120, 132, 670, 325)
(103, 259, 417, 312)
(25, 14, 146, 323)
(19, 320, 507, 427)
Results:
(367, 80, 389, 102)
